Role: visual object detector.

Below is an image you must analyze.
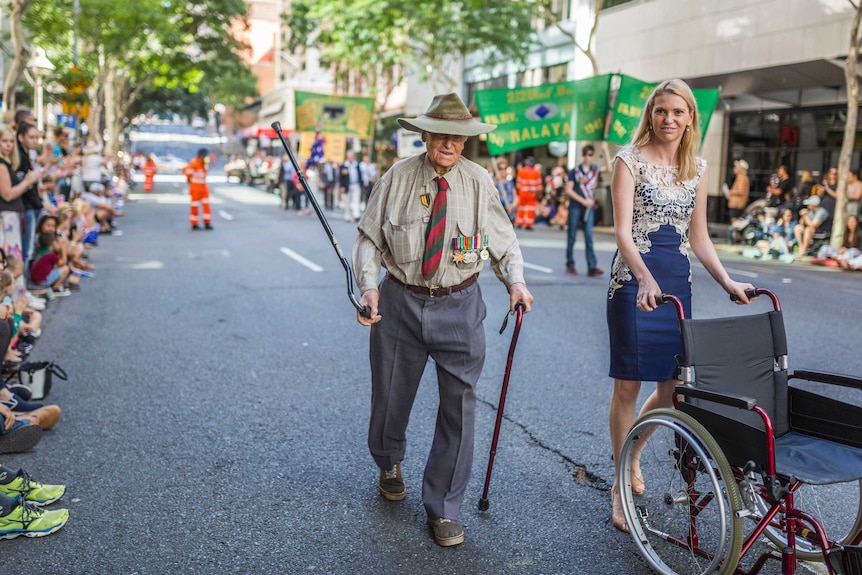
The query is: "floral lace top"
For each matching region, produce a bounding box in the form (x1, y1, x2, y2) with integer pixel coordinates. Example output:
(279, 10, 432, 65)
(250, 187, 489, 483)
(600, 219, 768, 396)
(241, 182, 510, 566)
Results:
(609, 147, 705, 298)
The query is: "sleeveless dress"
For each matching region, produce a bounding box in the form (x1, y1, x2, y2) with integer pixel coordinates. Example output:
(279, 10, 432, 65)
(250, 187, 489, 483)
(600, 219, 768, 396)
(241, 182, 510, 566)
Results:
(606, 148, 705, 382)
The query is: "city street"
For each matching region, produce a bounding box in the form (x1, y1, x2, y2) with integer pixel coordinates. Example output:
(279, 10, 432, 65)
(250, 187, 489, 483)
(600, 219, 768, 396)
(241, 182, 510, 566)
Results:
(3, 169, 860, 574)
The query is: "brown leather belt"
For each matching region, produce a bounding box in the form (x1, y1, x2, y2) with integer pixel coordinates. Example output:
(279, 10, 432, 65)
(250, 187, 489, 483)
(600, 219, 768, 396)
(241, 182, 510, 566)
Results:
(387, 273, 479, 298)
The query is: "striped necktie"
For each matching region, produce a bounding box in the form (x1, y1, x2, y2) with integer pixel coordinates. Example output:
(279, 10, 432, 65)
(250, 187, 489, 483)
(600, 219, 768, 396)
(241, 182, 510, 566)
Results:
(422, 177, 448, 280)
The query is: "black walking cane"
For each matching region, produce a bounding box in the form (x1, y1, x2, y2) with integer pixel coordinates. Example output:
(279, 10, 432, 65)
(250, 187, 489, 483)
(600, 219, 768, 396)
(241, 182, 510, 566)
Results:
(271, 122, 370, 318)
(478, 302, 526, 511)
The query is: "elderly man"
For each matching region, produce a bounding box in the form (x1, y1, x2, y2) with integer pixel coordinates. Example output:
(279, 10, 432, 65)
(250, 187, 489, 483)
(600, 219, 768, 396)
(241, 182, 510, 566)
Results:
(352, 93, 534, 547)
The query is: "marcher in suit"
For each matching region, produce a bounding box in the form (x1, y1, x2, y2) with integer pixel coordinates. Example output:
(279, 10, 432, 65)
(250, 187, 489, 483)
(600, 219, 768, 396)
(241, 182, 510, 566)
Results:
(340, 151, 363, 222)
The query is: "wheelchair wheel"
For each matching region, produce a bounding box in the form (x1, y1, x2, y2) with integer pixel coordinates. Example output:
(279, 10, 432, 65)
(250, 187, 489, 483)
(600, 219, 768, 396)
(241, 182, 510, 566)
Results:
(740, 476, 862, 562)
(619, 409, 744, 575)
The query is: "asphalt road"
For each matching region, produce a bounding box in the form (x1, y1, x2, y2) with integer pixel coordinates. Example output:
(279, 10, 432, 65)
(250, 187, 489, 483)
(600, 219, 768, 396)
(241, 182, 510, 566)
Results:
(3, 166, 860, 574)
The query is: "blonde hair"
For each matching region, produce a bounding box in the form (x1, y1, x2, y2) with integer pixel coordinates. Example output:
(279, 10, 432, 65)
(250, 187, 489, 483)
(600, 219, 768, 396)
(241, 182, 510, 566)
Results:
(801, 170, 814, 183)
(0, 269, 13, 293)
(5, 254, 23, 277)
(631, 79, 701, 182)
(0, 125, 17, 166)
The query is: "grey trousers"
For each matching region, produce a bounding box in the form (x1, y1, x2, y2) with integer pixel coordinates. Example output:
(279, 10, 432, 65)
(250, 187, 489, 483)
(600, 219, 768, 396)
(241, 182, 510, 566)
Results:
(369, 275, 487, 520)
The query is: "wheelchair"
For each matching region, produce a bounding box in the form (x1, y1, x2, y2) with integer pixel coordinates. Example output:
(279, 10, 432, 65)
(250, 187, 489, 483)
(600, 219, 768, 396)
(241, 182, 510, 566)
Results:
(617, 289, 862, 575)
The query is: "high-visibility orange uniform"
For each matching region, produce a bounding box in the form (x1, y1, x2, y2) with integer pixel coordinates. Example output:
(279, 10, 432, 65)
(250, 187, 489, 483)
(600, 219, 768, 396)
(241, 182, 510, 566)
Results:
(142, 158, 157, 192)
(515, 165, 542, 229)
(183, 156, 212, 228)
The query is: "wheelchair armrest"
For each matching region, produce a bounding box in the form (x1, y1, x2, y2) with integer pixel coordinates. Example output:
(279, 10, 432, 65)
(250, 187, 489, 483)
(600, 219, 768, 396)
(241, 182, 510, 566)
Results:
(675, 385, 758, 410)
(790, 370, 862, 391)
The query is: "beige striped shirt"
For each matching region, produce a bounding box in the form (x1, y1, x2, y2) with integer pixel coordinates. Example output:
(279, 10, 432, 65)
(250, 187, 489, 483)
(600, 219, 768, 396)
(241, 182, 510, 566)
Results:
(352, 153, 526, 293)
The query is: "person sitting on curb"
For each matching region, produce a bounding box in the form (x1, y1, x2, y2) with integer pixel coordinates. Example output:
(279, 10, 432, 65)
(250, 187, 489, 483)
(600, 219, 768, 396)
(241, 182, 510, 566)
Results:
(813, 215, 862, 267)
(0, 464, 68, 538)
(793, 195, 829, 257)
(28, 232, 78, 297)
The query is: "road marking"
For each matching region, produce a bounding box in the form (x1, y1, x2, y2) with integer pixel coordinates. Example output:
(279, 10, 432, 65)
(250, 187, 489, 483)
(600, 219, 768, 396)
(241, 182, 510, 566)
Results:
(523, 262, 553, 273)
(219, 210, 234, 221)
(280, 247, 323, 272)
(724, 266, 759, 278)
(693, 261, 758, 278)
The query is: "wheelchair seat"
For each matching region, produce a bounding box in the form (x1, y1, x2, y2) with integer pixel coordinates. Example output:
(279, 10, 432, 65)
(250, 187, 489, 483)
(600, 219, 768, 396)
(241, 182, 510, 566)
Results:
(675, 307, 862, 486)
(775, 432, 862, 485)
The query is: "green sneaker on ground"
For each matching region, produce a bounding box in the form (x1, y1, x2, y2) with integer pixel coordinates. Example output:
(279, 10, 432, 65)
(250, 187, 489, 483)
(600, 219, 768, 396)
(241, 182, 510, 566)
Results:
(0, 497, 69, 539)
(0, 467, 66, 505)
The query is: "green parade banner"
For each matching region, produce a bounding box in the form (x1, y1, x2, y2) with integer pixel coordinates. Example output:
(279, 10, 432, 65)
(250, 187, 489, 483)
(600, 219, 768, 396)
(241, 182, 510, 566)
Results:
(606, 75, 654, 145)
(475, 81, 576, 155)
(476, 75, 719, 152)
(606, 75, 720, 145)
(692, 87, 721, 137)
(294, 91, 376, 140)
(572, 74, 613, 141)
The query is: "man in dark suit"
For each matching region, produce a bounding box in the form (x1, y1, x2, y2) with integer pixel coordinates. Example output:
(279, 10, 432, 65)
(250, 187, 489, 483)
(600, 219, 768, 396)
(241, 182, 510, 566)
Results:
(340, 150, 363, 222)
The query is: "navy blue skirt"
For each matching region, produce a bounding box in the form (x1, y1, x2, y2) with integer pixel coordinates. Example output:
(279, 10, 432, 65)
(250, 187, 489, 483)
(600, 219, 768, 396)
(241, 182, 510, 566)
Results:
(607, 225, 692, 382)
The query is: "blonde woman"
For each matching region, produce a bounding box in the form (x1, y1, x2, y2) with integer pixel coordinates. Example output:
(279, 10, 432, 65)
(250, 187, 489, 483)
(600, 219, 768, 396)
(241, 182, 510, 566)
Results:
(0, 125, 41, 263)
(606, 79, 754, 532)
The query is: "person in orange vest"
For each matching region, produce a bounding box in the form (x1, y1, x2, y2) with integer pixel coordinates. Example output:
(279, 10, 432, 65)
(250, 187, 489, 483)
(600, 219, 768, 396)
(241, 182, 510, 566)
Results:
(142, 154, 158, 193)
(183, 148, 213, 230)
(514, 157, 542, 230)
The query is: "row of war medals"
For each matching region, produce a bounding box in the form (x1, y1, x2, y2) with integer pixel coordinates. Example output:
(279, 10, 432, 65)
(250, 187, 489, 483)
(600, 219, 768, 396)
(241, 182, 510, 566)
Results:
(421, 191, 488, 264)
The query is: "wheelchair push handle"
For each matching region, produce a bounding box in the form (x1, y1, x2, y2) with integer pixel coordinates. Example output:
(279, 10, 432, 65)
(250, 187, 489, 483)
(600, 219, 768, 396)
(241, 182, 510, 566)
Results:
(654, 293, 686, 318)
(729, 288, 759, 302)
(730, 287, 781, 311)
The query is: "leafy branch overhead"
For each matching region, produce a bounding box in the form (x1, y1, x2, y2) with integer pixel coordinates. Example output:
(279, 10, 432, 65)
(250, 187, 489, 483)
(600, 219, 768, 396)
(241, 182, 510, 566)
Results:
(20, 0, 258, 152)
(286, 0, 545, 81)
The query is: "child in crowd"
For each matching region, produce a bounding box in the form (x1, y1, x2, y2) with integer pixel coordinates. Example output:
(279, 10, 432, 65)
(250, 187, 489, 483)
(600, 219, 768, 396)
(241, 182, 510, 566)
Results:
(51, 211, 92, 275)
(28, 233, 76, 297)
(4, 257, 42, 343)
(72, 200, 101, 247)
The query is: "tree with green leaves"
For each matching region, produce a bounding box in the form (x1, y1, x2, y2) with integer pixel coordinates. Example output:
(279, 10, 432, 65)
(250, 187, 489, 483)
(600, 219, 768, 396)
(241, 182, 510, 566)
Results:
(21, 0, 257, 155)
(286, 0, 545, 100)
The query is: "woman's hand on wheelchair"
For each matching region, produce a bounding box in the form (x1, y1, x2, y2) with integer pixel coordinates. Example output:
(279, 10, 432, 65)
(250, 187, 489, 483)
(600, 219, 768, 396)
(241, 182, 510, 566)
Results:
(636, 277, 663, 312)
(726, 281, 756, 304)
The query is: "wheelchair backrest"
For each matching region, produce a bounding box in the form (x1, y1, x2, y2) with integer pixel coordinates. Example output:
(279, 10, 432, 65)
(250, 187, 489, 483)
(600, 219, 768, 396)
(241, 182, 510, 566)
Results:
(678, 310, 789, 437)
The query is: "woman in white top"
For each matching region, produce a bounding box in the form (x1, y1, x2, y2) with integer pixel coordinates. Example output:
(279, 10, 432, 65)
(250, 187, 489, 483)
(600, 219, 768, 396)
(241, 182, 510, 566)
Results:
(80, 142, 106, 191)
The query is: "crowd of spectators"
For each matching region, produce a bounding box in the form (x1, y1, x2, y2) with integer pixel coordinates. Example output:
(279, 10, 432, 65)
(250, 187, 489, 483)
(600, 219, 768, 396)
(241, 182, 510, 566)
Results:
(275, 152, 379, 221)
(0, 107, 130, 539)
(727, 162, 862, 270)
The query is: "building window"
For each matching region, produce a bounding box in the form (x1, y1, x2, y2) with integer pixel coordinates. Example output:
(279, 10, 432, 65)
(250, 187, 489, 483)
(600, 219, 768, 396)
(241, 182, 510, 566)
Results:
(543, 63, 569, 85)
(549, 0, 569, 21)
(602, 0, 638, 10)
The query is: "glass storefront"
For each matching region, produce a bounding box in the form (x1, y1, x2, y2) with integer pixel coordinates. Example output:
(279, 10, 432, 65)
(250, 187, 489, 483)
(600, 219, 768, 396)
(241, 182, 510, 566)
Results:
(720, 104, 862, 221)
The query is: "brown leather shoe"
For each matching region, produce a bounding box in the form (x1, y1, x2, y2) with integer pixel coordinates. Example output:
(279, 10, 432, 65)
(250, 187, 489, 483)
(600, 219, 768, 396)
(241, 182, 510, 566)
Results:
(378, 462, 405, 501)
(16, 406, 62, 430)
(427, 517, 465, 547)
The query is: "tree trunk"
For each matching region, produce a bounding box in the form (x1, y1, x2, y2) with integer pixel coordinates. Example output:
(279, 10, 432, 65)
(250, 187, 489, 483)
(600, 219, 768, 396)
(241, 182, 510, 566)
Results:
(85, 70, 105, 149)
(554, 0, 603, 76)
(2, 0, 32, 115)
(103, 61, 120, 157)
(830, 1, 862, 248)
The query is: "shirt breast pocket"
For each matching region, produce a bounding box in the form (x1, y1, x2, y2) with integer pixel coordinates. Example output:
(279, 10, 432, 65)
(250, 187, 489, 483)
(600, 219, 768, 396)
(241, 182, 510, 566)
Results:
(384, 216, 423, 264)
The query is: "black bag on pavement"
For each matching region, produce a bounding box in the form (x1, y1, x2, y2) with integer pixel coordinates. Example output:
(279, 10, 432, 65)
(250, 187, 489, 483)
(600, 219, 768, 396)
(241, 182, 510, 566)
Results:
(16, 362, 67, 400)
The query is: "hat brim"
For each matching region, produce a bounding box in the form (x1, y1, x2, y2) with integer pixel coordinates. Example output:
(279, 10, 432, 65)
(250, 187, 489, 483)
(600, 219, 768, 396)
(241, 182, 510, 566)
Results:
(398, 116, 496, 137)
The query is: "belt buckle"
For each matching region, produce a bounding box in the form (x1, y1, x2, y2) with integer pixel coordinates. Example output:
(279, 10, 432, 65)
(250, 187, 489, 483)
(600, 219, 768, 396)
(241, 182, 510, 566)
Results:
(428, 285, 440, 298)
